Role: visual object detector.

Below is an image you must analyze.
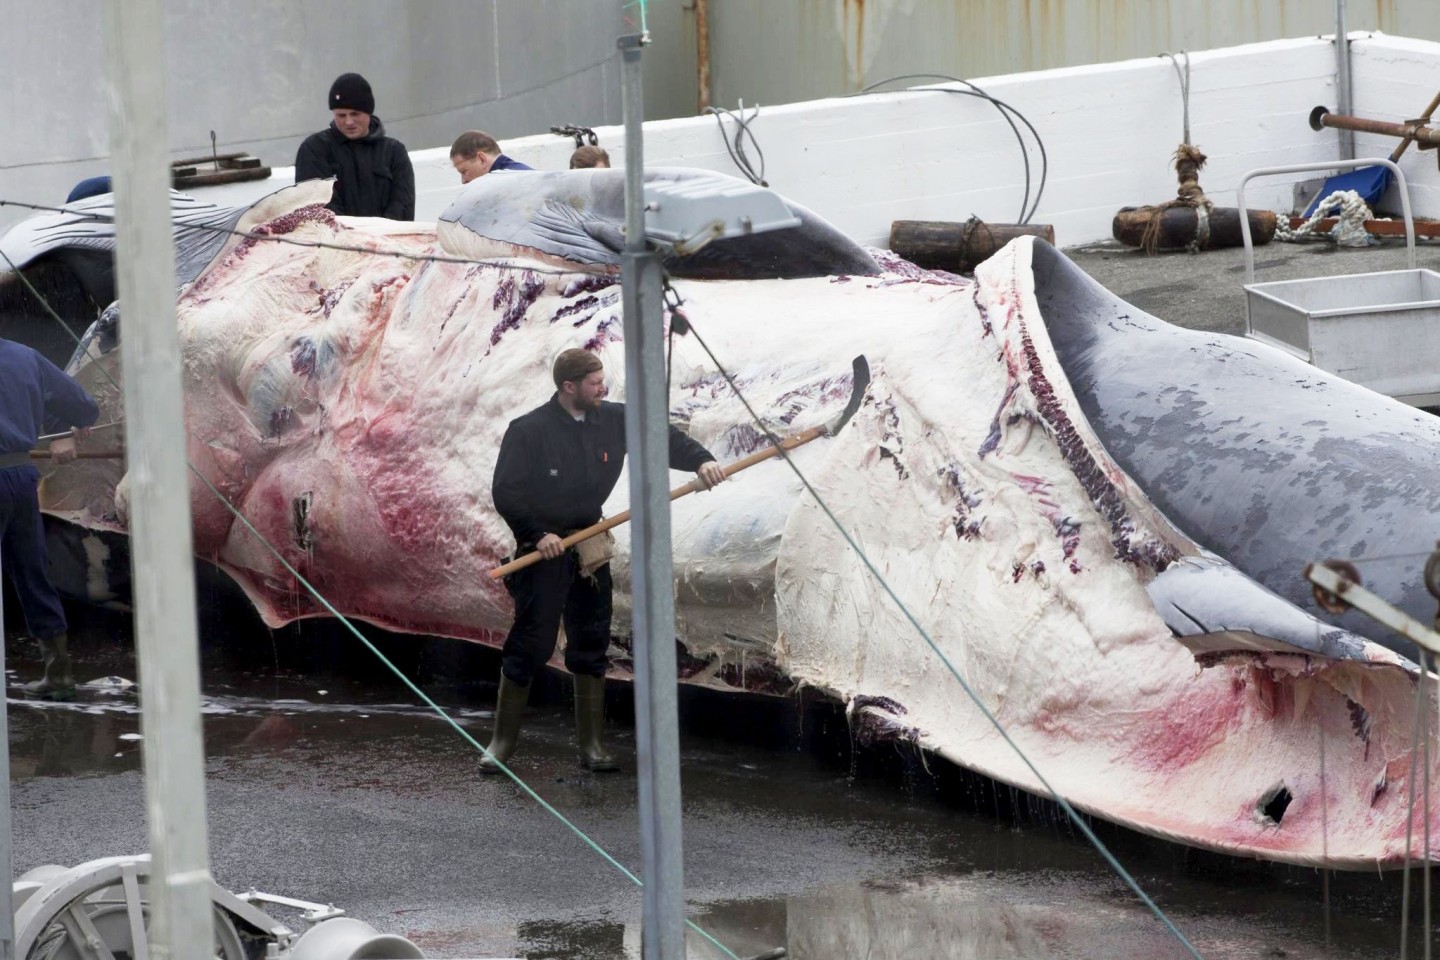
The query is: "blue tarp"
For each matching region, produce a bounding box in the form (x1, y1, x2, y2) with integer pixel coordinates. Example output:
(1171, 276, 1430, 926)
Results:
(1302, 165, 1393, 217)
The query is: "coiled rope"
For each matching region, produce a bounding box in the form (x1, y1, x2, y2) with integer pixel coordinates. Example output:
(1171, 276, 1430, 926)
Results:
(1274, 189, 1375, 248)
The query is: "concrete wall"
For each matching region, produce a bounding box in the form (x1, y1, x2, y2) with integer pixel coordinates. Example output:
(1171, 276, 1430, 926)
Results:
(193, 34, 1402, 248)
(695, 0, 1440, 108)
(280, 34, 1344, 249)
(1, 0, 698, 231)
(1350, 33, 1440, 219)
(13, 8, 1440, 250)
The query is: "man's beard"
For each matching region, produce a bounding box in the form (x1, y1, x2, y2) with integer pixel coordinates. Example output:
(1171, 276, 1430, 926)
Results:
(580, 393, 603, 412)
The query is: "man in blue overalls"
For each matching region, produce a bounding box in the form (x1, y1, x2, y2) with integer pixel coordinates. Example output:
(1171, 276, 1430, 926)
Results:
(0, 337, 99, 700)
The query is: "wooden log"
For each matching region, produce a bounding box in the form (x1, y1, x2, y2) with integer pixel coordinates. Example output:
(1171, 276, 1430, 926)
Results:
(889, 220, 1056, 273)
(1112, 205, 1277, 251)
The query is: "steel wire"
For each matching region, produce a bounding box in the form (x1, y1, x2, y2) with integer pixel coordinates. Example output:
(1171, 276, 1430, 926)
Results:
(854, 73, 1048, 225)
(666, 278, 1203, 960)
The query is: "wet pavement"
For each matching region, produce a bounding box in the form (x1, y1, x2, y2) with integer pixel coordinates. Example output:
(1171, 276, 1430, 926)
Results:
(7, 620, 1439, 959)
(11, 234, 1440, 958)
(1066, 233, 1440, 336)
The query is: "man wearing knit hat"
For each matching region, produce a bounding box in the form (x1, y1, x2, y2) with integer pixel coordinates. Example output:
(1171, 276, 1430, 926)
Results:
(295, 72, 415, 220)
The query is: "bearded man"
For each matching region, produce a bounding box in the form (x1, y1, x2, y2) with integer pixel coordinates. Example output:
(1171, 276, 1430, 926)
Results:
(486, 348, 725, 773)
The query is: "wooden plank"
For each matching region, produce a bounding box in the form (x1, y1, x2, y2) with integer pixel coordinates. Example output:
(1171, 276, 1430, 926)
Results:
(1287, 216, 1440, 237)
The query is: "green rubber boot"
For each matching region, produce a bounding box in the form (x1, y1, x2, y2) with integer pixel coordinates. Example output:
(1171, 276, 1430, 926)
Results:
(23, 633, 77, 701)
(478, 674, 530, 774)
(573, 674, 619, 772)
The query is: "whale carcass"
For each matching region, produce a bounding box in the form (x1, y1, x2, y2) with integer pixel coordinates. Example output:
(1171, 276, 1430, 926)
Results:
(14, 170, 1440, 869)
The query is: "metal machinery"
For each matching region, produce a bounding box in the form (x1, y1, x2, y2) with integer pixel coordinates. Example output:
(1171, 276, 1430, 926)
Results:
(11, 855, 426, 960)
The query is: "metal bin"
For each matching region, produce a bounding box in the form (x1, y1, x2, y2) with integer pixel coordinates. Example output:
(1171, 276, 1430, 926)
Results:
(1237, 158, 1438, 406)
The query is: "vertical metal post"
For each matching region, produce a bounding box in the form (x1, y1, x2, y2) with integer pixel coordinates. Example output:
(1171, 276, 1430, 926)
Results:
(0, 555, 13, 960)
(1335, 0, 1355, 160)
(100, 3, 215, 959)
(618, 31, 687, 960)
(695, 0, 712, 114)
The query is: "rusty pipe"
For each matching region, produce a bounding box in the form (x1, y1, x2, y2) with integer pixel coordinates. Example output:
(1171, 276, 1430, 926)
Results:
(1391, 89, 1440, 162)
(695, 0, 711, 114)
(1309, 105, 1440, 145)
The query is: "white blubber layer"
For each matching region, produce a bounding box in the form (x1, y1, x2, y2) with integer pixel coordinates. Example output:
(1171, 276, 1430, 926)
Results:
(49, 186, 1440, 868)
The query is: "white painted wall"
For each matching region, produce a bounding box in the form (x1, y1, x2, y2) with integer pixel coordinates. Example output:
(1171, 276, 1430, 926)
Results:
(192, 34, 1354, 248)
(1350, 33, 1440, 218)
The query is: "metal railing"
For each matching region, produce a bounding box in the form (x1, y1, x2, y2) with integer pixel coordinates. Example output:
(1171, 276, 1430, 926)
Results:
(1237, 157, 1415, 284)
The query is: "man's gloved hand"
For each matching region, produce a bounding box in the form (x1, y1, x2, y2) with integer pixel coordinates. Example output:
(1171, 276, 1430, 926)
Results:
(49, 436, 78, 464)
(695, 461, 727, 491)
(536, 532, 565, 559)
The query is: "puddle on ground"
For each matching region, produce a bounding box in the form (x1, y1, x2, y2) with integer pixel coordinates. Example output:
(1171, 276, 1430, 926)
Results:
(6, 627, 1438, 959)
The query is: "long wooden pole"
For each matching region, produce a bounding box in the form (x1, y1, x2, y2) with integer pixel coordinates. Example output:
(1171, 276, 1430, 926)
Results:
(489, 422, 825, 581)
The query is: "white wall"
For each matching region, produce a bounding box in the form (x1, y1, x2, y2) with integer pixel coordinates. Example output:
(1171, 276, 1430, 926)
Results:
(1350, 33, 1440, 217)
(76, 34, 1440, 249)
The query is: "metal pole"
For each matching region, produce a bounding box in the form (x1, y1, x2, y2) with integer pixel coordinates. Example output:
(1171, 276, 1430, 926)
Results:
(1334, 0, 1355, 160)
(1312, 110, 1440, 146)
(695, 0, 712, 114)
(100, 3, 215, 959)
(1237, 158, 1415, 283)
(0, 555, 13, 960)
(618, 31, 687, 960)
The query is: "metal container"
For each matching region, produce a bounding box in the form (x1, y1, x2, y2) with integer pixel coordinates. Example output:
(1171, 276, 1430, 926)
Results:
(1237, 158, 1437, 405)
(1245, 268, 1440, 405)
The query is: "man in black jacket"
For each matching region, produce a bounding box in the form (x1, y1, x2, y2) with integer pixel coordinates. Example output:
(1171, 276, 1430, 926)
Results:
(295, 73, 415, 220)
(486, 348, 725, 773)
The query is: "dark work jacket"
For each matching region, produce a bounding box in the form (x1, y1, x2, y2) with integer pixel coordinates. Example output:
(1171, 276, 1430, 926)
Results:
(493, 396, 714, 547)
(0, 338, 99, 480)
(294, 117, 415, 220)
(490, 155, 533, 172)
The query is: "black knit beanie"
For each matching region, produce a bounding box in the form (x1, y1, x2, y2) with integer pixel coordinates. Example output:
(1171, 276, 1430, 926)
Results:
(328, 73, 374, 114)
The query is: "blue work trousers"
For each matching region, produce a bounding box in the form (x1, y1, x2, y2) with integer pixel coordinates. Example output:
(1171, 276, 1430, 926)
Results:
(0, 467, 67, 640)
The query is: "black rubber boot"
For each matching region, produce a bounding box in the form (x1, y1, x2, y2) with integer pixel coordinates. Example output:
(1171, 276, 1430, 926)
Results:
(478, 674, 530, 774)
(24, 633, 77, 701)
(573, 674, 619, 772)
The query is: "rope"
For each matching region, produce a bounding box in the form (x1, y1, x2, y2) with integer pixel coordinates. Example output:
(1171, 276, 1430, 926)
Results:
(1427, 648, 1436, 960)
(0, 244, 743, 960)
(666, 279, 1204, 960)
(1125, 144, 1211, 256)
(621, 0, 649, 36)
(1274, 189, 1375, 247)
(854, 74, 1048, 225)
(1401, 653, 1429, 960)
(1328, 549, 1440, 567)
(959, 216, 996, 272)
(0, 199, 595, 278)
(1319, 716, 1332, 954)
(1159, 52, 1191, 146)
